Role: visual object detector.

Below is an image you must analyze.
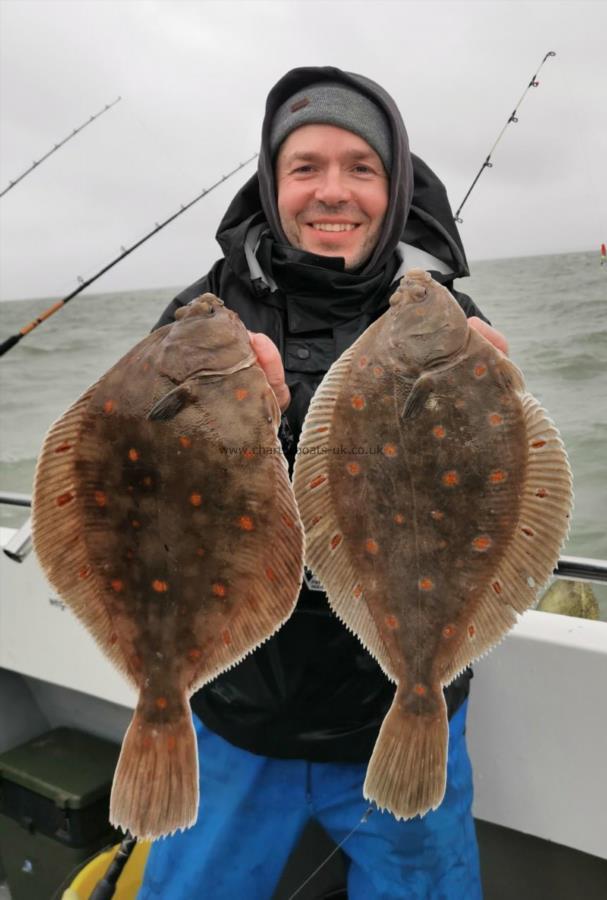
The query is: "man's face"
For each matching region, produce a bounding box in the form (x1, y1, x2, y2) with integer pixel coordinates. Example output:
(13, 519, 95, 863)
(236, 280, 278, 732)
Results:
(275, 124, 389, 270)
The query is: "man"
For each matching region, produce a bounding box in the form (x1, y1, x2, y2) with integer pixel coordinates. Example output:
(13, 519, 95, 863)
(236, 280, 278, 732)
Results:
(139, 66, 505, 900)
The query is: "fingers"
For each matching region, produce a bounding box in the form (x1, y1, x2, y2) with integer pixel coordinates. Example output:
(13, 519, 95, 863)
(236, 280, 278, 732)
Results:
(468, 317, 509, 356)
(248, 331, 291, 412)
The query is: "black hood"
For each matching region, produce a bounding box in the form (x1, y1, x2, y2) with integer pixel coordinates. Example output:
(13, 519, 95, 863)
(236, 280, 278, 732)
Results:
(217, 66, 469, 285)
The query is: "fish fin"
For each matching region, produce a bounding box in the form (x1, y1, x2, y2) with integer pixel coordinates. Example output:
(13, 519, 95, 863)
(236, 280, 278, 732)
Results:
(364, 687, 448, 819)
(186, 445, 304, 692)
(110, 699, 198, 839)
(148, 385, 194, 421)
(32, 384, 137, 687)
(401, 375, 435, 420)
(293, 341, 397, 681)
(441, 391, 573, 684)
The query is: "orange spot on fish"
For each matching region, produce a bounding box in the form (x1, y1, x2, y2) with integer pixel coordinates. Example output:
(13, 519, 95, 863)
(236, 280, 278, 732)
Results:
(56, 491, 74, 507)
(489, 413, 504, 427)
(492, 581, 502, 595)
(222, 629, 232, 646)
(353, 584, 363, 599)
(128, 448, 139, 462)
(521, 526, 534, 537)
(419, 578, 434, 591)
(309, 475, 327, 489)
(393, 513, 405, 525)
(330, 533, 342, 550)
(155, 697, 168, 711)
(358, 355, 368, 368)
(243, 448, 255, 459)
(468, 624, 476, 638)
(365, 538, 379, 555)
(166, 735, 177, 752)
(535, 488, 548, 498)
(474, 363, 487, 378)
(179, 435, 192, 449)
(373, 366, 384, 378)
(54, 442, 72, 453)
(94, 490, 107, 507)
(311, 515, 322, 526)
(79, 565, 92, 579)
(281, 514, 294, 529)
(238, 515, 255, 531)
(346, 462, 361, 476)
(489, 470, 507, 484)
(431, 510, 444, 521)
(265, 567, 276, 582)
(111, 579, 124, 593)
(383, 443, 397, 458)
(152, 579, 168, 593)
(472, 535, 492, 551)
(234, 388, 248, 401)
(142, 476, 153, 488)
(316, 426, 329, 433)
(189, 492, 203, 507)
(385, 615, 398, 629)
(432, 425, 446, 439)
(442, 470, 460, 487)
(442, 624, 456, 639)
(109, 633, 118, 645)
(413, 683, 427, 696)
(531, 439, 547, 448)
(103, 400, 114, 414)
(187, 648, 202, 662)
(212, 583, 227, 597)
(131, 519, 141, 529)
(351, 395, 366, 410)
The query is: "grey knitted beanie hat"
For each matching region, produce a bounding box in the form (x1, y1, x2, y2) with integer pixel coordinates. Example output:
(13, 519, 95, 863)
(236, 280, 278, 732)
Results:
(269, 81, 392, 173)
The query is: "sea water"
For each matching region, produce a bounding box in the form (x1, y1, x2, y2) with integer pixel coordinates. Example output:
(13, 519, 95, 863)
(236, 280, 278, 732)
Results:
(1, 251, 605, 616)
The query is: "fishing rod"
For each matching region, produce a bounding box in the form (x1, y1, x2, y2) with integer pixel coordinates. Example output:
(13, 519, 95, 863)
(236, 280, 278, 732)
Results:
(0, 153, 258, 358)
(454, 51, 557, 223)
(0, 97, 122, 199)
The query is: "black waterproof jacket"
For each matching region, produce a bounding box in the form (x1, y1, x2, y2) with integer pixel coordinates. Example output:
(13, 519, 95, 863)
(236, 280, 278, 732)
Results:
(154, 68, 489, 762)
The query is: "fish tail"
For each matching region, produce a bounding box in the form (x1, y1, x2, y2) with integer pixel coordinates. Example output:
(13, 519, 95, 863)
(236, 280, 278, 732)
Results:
(363, 687, 448, 820)
(110, 702, 198, 839)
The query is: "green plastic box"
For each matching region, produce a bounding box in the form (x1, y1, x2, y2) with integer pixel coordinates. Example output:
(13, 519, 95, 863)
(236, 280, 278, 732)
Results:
(0, 727, 121, 900)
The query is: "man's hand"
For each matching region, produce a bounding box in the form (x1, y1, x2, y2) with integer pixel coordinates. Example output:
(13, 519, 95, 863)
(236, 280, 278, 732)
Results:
(248, 332, 291, 412)
(468, 317, 509, 356)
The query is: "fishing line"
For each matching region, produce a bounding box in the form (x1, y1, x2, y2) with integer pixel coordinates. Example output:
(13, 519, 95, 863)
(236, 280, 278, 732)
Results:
(0, 154, 257, 358)
(454, 51, 557, 223)
(287, 806, 374, 900)
(0, 97, 122, 198)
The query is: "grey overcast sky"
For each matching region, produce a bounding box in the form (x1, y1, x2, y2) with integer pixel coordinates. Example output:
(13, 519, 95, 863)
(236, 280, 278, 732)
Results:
(0, 0, 605, 301)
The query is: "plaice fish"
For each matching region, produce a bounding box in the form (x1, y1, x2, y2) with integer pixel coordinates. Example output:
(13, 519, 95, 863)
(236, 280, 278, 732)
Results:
(32, 294, 304, 839)
(293, 269, 572, 820)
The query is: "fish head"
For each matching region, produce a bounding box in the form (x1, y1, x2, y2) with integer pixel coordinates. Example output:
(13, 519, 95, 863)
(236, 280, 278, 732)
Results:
(387, 269, 468, 373)
(157, 294, 254, 383)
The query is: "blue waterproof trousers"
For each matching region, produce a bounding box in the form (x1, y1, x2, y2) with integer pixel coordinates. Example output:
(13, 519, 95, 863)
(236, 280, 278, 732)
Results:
(138, 699, 482, 900)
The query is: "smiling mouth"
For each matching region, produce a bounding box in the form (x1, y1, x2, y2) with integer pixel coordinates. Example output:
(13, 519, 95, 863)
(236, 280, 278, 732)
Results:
(309, 223, 360, 233)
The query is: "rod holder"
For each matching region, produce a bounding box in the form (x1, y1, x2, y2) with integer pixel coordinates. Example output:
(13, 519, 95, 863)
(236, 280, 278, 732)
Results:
(3, 517, 33, 563)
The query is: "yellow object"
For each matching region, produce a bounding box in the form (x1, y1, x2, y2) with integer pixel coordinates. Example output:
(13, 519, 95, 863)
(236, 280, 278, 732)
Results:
(62, 840, 151, 899)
